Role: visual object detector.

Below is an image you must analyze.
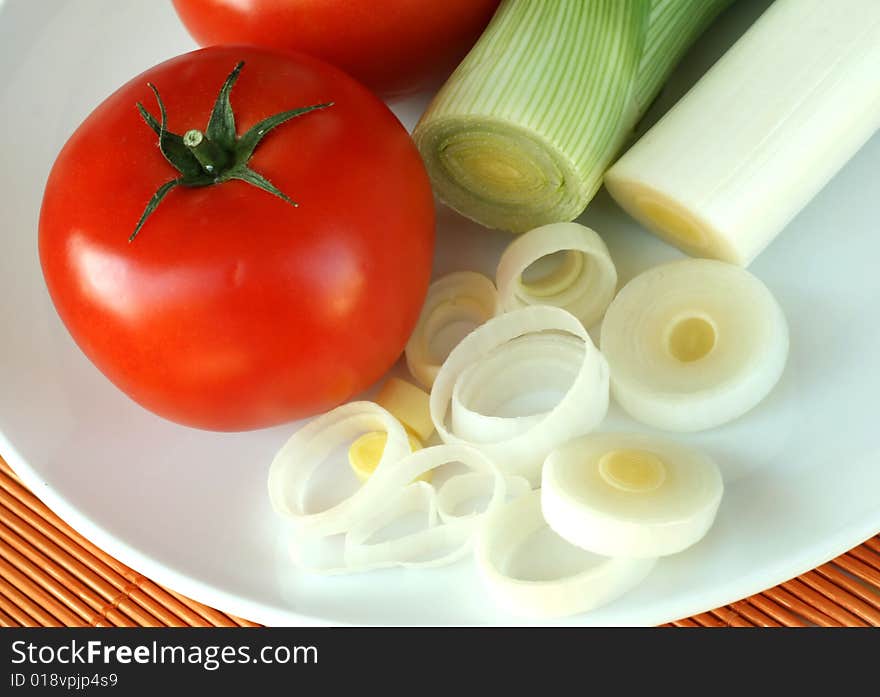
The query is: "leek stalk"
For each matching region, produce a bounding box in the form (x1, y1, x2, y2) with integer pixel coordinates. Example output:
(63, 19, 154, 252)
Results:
(413, 0, 731, 232)
(605, 0, 880, 265)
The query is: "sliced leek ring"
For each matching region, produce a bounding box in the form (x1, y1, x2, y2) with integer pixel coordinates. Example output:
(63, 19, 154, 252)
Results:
(475, 490, 656, 619)
(430, 306, 609, 484)
(268, 401, 413, 538)
(542, 433, 723, 558)
(342, 444, 511, 570)
(276, 431, 518, 574)
(343, 470, 530, 572)
(450, 332, 584, 443)
(342, 481, 444, 569)
(405, 271, 498, 389)
(496, 222, 617, 327)
(599, 259, 789, 432)
(289, 480, 439, 575)
(435, 472, 532, 525)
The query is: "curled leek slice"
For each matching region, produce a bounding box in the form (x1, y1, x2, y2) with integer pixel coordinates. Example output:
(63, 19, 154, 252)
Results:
(342, 481, 442, 569)
(542, 433, 723, 558)
(451, 332, 584, 443)
(272, 421, 523, 574)
(288, 480, 438, 575)
(431, 305, 609, 484)
(599, 259, 789, 432)
(475, 490, 656, 619)
(338, 471, 529, 573)
(436, 472, 532, 524)
(267, 401, 413, 538)
(496, 222, 617, 327)
(405, 271, 498, 389)
(344, 444, 511, 569)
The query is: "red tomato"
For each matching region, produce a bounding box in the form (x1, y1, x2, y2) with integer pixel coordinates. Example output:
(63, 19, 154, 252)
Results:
(171, 0, 500, 98)
(39, 46, 435, 431)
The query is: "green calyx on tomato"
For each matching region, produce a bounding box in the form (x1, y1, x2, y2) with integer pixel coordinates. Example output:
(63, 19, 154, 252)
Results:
(130, 61, 332, 242)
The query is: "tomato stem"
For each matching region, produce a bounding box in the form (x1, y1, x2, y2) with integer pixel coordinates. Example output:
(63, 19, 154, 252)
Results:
(183, 129, 230, 175)
(130, 61, 334, 242)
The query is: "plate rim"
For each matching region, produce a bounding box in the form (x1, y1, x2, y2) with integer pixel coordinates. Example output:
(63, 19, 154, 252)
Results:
(4, 429, 879, 626)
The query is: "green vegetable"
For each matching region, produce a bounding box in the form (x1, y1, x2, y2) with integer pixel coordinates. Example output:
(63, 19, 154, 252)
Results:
(413, 0, 731, 233)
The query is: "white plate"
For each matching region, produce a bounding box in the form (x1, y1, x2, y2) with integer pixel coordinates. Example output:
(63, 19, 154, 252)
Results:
(2, 0, 878, 626)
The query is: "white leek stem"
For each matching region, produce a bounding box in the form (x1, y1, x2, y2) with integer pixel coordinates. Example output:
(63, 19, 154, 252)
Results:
(605, 0, 880, 265)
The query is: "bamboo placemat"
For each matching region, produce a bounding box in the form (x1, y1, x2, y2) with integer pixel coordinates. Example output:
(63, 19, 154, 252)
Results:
(1, 455, 878, 627)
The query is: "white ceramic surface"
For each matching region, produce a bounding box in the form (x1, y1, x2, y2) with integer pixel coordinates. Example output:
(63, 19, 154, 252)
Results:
(1, 0, 878, 626)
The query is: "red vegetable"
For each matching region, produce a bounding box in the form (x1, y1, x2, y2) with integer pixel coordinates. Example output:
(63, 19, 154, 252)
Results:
(39, 46, 435, 431)
(170, 0, 501, 98)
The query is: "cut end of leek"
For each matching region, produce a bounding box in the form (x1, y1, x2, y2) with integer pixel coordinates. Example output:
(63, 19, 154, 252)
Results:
(666, 314, 717, 363)
(597, 449, 667, 493)
(603, 178, 743, 264)
(599, 259, 789, 432)
(542, 433, 724, 559)
(413, 117, 585, 232)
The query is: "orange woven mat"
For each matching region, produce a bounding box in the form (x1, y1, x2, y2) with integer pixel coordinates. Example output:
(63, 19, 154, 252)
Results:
(1, 455, 878, 627)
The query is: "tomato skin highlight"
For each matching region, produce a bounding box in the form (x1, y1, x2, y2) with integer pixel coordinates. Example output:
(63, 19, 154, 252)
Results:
(170, 0, 501, 98)
(38, 46, 435, 431)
